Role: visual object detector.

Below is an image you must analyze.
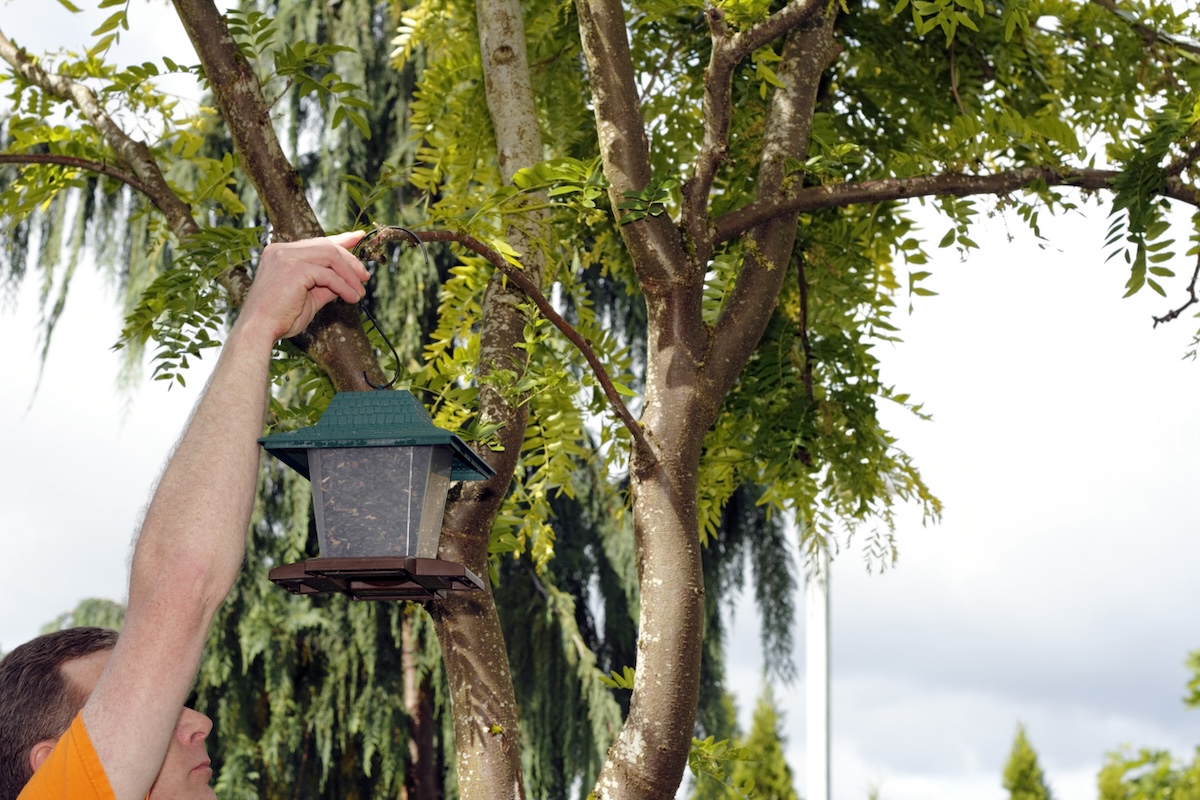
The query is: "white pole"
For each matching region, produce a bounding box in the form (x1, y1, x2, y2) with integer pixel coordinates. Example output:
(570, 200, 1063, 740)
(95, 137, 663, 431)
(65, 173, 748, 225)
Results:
(806, 543, 830, 800)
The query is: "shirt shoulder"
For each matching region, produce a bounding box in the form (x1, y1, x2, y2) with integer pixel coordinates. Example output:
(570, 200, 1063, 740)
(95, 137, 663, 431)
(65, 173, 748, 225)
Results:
(16, 712, 116, 800)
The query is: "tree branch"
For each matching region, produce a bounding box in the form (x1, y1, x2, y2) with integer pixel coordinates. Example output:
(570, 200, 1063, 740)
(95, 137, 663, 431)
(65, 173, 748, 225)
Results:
(169, 0, 386, 391)
(0, 25, 200, 241)
(1164, 126, 1200, 179)
(379, 228, 651, 459)
(1090, 0, 1200, 57)
(574, 0, 686, 290)
(682, 0, 827, 256)
(706, 10, 839, 402)
(0, 24, 252, 307)
(0, 153, 154, 197)
(713, 167, 1200, 244)
(170, 0, 322, 240)
(1153, 252, 1200, 328)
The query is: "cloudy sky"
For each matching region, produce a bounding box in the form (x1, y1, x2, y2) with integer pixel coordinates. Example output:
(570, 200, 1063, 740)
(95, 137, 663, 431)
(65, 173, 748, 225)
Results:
(2, 3, 1199, 800)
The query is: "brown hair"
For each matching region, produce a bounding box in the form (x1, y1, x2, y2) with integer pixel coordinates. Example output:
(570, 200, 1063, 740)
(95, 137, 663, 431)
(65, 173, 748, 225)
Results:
(0, 627, 118, 800)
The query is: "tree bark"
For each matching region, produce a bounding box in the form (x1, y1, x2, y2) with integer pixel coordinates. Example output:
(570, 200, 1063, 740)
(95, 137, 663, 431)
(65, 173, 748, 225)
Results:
(401, 611, 439, 800)
(426, 1, 551, 798)
(572, 1, 710, 796)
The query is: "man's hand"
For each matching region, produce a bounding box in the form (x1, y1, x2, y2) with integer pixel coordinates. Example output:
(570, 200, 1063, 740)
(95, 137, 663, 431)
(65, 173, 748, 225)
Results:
(240, 231, 370, 342)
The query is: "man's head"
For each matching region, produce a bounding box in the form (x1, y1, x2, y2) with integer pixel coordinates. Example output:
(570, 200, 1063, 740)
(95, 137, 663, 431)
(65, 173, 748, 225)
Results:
(0, 626, 118, 800)
(0, 627, 216, 800)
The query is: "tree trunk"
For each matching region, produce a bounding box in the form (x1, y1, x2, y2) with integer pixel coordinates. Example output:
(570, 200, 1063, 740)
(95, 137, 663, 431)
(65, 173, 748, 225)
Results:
(427, 1, 551, 798)
(401, 611, 439, 800)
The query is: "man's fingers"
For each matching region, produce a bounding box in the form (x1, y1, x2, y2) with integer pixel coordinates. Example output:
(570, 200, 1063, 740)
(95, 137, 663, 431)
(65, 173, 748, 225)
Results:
(276, 236, 369, 303)
(327, 229, 367, 250)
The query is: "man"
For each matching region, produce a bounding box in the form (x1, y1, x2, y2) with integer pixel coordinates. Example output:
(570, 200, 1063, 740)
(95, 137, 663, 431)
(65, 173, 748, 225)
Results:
(0, 231, 368, 800)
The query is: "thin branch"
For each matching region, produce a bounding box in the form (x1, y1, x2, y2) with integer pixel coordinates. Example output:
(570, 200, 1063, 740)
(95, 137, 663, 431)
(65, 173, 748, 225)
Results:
(1090, 0, 1200, 57)
(374, 228, 652, 461)
(728, 0, 827, 61)
(0, 153, 153, 196)
(1153, 253, 1200, 328)
(949, 44, 966, 115)
(713, 166, 1200, 244)
(1164, 125, 1200, 178)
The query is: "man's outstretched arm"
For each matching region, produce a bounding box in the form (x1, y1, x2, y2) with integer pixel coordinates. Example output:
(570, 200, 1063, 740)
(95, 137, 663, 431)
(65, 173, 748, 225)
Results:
(81, 232, 367, 800)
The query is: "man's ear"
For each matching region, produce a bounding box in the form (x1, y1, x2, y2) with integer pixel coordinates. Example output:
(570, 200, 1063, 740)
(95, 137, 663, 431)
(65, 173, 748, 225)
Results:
(28, 739, 58, 773)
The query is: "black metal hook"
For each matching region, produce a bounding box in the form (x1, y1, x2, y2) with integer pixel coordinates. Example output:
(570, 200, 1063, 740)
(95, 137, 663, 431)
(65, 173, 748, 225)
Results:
(352, 226, 432, 390)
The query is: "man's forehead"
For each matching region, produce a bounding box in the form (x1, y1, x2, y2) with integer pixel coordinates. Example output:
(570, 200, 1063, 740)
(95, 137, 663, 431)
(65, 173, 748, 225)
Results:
(60, 649, 111, 696)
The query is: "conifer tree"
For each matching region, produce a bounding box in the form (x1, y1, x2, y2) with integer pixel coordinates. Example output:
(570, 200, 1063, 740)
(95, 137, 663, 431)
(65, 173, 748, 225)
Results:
(690, 685, 801, 800)
(1003, 724, 1053, 800)
(731, 684, 801, 800)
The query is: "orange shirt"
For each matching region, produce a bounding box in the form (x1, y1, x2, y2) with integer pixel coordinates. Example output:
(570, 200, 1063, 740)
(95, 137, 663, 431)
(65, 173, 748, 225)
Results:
(17, 712, 115, 800)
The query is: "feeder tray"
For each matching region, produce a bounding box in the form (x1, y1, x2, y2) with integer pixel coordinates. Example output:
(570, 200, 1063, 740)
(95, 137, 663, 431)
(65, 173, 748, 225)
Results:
(269, 556, 485, 601)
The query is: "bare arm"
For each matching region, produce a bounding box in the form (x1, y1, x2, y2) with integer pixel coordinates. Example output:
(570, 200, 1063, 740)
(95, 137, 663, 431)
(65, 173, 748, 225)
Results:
(80, 231, 367, 800)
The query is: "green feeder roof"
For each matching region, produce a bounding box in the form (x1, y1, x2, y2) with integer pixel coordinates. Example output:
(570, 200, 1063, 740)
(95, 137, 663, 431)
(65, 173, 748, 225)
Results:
(260, 390, 495, 482)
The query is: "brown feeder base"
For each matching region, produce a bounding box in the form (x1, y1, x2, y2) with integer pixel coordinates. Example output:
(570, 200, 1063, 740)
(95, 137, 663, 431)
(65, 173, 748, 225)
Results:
(269, 556, 485, 601)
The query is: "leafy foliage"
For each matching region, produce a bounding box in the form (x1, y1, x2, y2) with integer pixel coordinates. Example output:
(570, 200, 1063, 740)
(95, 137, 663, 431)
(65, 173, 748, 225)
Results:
(689, 684, 799, 800)
(688, 735, 757, 800)
(1098, 748, 1200, 800)
(39, 597, 127, 634)
(1095, 650, 1200, 800)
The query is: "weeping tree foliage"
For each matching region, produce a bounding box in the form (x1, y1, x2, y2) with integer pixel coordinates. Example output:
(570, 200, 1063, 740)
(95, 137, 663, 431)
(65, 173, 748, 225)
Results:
(5, 1, 1200, 799)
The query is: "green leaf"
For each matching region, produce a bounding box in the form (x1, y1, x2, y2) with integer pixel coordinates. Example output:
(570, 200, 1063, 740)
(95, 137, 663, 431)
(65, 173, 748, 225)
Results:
(345, 109, 371, 139)
(87, 33, 117, 56)
(598, 665, 636, 689)
(91, 11, 125, 36)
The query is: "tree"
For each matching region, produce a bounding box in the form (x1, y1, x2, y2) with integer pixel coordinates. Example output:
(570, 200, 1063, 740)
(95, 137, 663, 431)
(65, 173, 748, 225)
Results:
(1003, 724, 1053, 800)
(4, 1, 1200, 799)
(1096, 648, 1200, 800)
(735, 685, 801, 800)
(1098, 749, 1200, 800)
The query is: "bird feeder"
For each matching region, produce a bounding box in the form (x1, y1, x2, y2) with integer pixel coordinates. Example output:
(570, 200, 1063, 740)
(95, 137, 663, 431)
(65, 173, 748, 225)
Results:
(259, 390, 494, 601)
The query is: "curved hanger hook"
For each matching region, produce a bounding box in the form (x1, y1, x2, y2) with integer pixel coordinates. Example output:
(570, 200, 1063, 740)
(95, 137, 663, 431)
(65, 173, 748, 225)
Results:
(352, 226, 431, 390)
